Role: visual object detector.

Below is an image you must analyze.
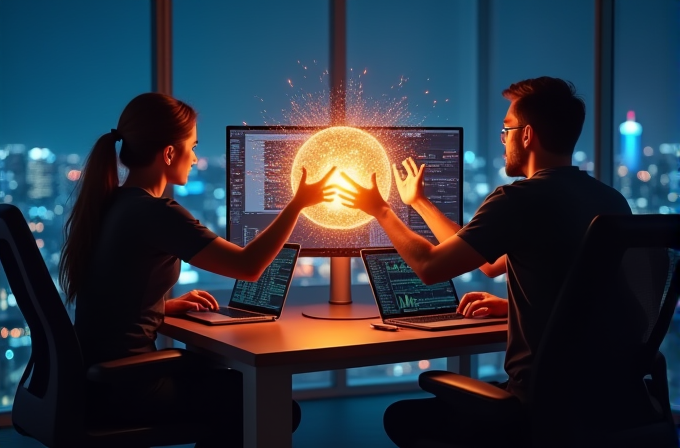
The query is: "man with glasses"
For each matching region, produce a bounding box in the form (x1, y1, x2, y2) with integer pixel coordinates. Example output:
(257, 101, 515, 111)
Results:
(338, 76, 631, 447)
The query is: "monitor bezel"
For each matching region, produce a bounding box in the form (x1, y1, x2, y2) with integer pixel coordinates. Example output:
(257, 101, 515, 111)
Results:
(226, 124, 464, 256)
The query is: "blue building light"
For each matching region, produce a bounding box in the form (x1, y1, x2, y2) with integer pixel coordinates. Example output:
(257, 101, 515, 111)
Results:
(619, 111, 642, 171)
(185, 180, 205, 195)
(174, 181, 205, 197)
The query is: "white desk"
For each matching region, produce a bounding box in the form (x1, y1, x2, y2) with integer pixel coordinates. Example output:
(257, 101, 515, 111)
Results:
(160, 295, 507, 448)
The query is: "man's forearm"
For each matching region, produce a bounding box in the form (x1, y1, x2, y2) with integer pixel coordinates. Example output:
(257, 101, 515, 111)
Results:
(374, 205, 487, 284)
(412, 198, 461, 243)
(409, 198, 504, 280)
(374, 206, 436, 272)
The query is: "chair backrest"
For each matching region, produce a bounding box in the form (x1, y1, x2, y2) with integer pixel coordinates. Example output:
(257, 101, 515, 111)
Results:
(0, 204, 88, 446)
(530, 214, 680, 447)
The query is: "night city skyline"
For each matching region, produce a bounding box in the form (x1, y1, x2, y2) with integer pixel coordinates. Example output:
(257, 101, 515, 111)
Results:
(0, 0, 678, 416)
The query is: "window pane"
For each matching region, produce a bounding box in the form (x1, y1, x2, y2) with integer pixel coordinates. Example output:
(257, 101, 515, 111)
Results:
(293, 371, 333, 390)
(172, 0, 330, 296)
(485, 0, 596, 177)
(346, 0, 594, 386)
(346, 0, 482, 385)
(172, 0, 330, 390)
(612, 0, 680, 410)
(348, 359, 447, 387)
(457, 0, 595, 309)
(0, 0, 150, 412)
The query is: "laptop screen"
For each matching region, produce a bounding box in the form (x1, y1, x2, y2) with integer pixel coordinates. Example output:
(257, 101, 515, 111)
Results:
(228, 243, 300, 317)
(361, 248, 460, 318)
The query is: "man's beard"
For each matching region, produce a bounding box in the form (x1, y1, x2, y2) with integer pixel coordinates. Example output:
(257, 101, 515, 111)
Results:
(504, 133, 527, 178)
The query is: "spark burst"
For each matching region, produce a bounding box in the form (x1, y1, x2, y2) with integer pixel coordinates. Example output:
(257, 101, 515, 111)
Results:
(250, 60, 450, 232)
(258, 59, 447, 127)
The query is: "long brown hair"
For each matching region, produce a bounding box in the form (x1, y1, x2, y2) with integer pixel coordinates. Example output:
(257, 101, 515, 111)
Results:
(59, 93, 197, 304)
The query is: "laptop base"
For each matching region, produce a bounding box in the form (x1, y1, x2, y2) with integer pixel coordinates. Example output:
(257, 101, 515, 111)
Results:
(386, 318, 506, 331)
(184, 311, 275, 326)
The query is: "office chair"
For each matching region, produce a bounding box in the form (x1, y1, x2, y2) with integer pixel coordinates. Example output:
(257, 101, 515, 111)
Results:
(0, 204, 229, 448)
(416, 214, 680, 448)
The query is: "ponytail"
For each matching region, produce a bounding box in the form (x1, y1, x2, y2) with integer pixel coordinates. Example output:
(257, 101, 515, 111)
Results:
(59, 92, 197, 305)
(59, 132, 120, 305)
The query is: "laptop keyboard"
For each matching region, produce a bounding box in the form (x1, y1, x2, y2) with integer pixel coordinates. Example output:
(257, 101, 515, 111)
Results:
(216, 308, 262, 319)
(397, 313, 464, 324)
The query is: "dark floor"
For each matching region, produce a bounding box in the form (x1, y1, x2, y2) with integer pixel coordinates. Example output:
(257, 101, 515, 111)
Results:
(4, 393, 678, 448)
(0, 391, 430, 448)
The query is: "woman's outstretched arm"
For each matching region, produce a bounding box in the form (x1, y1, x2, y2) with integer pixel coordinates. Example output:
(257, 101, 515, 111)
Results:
(189, 166, 336, 281)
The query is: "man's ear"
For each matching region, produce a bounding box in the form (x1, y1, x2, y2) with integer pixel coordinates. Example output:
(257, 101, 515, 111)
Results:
(523, 125, 533, 149)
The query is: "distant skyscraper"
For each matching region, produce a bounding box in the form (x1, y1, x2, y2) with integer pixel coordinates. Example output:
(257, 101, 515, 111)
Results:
(25, 147, 56, 201)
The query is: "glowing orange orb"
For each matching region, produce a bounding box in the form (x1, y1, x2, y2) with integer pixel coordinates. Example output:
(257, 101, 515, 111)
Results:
(291, 126, 391, 229)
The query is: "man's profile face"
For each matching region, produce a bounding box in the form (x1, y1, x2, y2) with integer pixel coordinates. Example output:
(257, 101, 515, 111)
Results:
(503, 101, 528, 178)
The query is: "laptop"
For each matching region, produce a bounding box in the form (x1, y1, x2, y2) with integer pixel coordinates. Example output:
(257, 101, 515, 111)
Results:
(184, 243, 300, 325)
(360, 247, 507, 331)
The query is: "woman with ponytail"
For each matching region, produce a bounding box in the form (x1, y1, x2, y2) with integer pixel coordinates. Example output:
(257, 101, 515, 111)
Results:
(59, 92, 335, 445)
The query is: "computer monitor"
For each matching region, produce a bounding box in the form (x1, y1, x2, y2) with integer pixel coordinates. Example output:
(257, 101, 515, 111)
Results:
(226, 125, 463, 320)
(227, 125, 463, 254)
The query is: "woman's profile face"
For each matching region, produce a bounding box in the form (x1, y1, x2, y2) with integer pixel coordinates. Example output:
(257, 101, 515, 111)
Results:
(167, 124, 198, 186)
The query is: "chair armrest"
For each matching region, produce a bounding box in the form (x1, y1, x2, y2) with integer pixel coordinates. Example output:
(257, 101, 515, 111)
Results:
(419, 370, 520, 416)
(86, 348, 212, 383)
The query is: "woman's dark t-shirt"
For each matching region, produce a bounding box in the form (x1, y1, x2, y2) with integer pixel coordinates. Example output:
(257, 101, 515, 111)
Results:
(74, 187, 218, 367)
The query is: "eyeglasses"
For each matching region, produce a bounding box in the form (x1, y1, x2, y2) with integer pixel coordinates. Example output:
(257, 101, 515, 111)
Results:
(500, 126, 526, 145)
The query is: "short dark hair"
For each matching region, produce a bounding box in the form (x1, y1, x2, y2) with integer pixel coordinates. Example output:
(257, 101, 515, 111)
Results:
(502, 77, 585, 156)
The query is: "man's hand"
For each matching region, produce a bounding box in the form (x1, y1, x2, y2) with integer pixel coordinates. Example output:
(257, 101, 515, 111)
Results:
(457, 292, 508, 318)
(393, 157, 425, 206)
(337, 172, 390, 218)
(165, 290, 220, 315)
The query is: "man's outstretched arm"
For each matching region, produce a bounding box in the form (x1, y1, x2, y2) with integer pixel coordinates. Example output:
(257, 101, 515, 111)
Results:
(393, 158, 461, 241)
(338, 172, 487, 284)
(394, 158, 506, 278)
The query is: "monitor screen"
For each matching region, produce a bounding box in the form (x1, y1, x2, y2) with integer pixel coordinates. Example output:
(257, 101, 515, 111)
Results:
(226, 125, 463, 256)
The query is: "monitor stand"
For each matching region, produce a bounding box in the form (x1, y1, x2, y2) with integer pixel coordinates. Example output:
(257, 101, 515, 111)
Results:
(301, 257, 379, 320)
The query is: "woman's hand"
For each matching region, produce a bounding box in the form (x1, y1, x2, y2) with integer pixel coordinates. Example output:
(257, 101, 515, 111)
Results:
(165, 289, 219, 315)
(456, 292, 508, 318)
(393, 157, 426, 206)
(337, 172, 390, 218)
(291, 166, 338, 210)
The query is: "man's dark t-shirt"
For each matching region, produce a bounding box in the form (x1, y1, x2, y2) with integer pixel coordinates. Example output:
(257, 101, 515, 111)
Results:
(456, 166, 631, 402)
(74, 187, 218, 367)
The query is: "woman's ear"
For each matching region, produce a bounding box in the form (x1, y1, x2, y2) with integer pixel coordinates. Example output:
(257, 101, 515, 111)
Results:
(163, 146, 174, 166)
